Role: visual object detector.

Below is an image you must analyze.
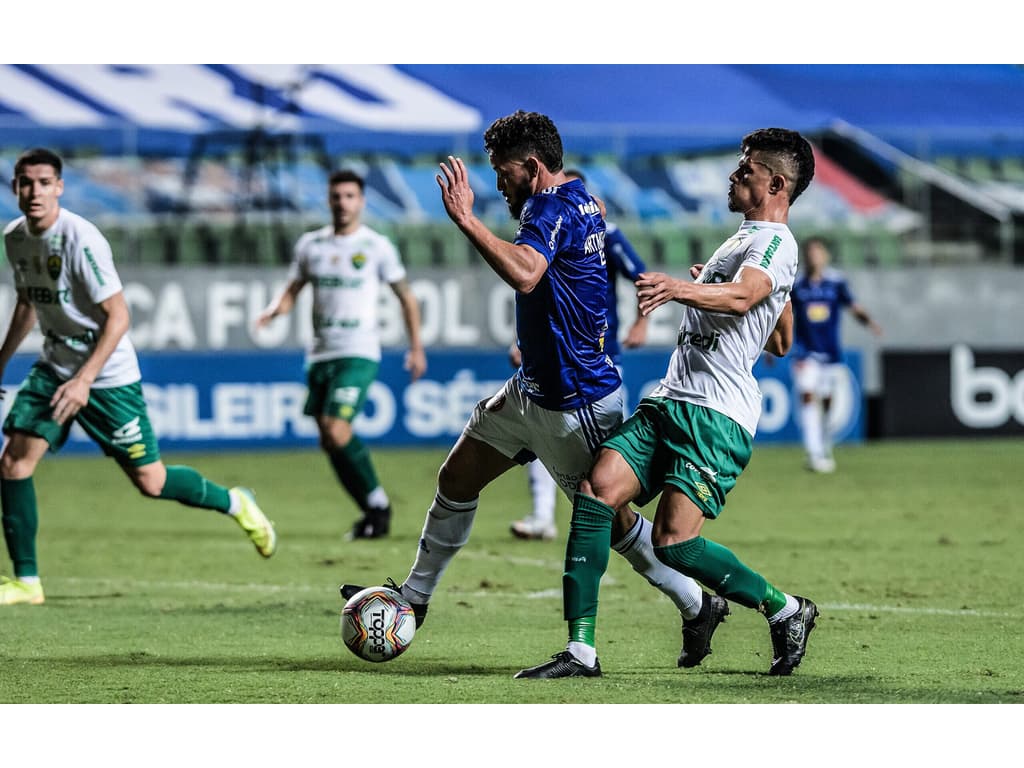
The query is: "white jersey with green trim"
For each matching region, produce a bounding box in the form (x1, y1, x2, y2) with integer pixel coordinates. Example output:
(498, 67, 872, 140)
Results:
(289, 224, 406, 363)
(3, 208, 141, 387)
(650, 220, 797, 437)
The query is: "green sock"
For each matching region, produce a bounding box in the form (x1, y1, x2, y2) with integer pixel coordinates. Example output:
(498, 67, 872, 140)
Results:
(159, 466, 231, 512)
(569, 615, 596, 647)
(328, 437, 381, 512)
(562, 494, 614, 636)
(654, 536, 774, 611)
(1, 477, 39, 578)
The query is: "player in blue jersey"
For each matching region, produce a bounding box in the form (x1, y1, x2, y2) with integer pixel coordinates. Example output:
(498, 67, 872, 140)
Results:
(509, 168, 649, 542)
(341, 111, 710, 656)
(791, 236, 882, 473)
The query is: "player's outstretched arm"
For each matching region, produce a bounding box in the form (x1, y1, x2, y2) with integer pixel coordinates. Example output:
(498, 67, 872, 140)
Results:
(436, 156, 546, 293)
(637, 267, 772, 317)
(851, 302, 883, 337)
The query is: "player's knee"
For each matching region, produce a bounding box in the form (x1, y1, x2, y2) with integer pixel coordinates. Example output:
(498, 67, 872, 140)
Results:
(0, 452, 34, 480)
(134, 476, 164, 498)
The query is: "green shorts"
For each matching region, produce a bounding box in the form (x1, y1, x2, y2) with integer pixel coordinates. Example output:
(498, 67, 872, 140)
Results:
(304, 357, 379, 422)
(3, 362, 160, 467)
(602, 396, 753, 518)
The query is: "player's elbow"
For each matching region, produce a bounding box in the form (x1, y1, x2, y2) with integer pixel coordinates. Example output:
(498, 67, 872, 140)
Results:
(772, 335, 792, 357)
(511, 265, 547, 294)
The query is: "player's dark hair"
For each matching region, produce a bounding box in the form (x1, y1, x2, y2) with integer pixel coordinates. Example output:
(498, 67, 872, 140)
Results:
(484, 110, 563, 173)
(804, 235, 831, 251)
(741, 128, 815, 203)
(563, 168, 587, 183)
(14, 147, 63, 179)
(328, 169, 365, 191)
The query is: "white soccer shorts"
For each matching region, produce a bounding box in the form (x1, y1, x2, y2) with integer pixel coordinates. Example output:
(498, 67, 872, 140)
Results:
(793, 357, 844, 399)
(463, 377, 624, 501)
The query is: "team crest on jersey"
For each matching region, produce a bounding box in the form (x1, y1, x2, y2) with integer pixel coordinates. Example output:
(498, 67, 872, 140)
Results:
(47, 255, 62, 280)
(351, 252, 367, 269)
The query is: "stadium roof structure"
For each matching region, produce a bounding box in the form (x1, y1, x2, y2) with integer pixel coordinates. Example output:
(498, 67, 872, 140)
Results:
(1, 64, 1022, 159)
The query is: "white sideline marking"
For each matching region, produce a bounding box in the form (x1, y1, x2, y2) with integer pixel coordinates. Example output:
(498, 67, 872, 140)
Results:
(51, 578, 1017, 617)
(822, 602, 1016, 618)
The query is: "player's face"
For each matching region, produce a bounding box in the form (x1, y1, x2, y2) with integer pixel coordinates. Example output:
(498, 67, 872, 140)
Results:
(328, 181, 365, 233)
(491, 156, 533, 218)
(806, 241, 830, 272)
(727, 151, 774, 215)
(13, 163, 63, 233)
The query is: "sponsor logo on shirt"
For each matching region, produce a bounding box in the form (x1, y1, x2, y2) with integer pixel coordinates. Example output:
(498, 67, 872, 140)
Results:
(547, 215, 563, 250)
(25, 286, 70, 305)
(84, 247, 105, 286)
(677, 329, 721, 352)
(760, 234, 782, 269)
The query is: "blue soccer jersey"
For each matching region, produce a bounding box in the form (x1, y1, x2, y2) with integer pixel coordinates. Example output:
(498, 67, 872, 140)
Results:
(512, 178, 621, 411)
(603, 222, 647, 364)
(790, 268, 854, 363)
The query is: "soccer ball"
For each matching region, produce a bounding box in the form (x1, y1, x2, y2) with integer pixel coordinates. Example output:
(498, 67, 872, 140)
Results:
(340, 585, 416, 662)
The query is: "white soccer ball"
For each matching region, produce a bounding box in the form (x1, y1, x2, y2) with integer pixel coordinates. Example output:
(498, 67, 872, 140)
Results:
(340, 585, 417, 663)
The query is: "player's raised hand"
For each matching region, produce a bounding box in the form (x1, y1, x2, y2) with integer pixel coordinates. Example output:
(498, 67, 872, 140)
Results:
(636, 271, 684, 317)
(436, 156, 475, 226)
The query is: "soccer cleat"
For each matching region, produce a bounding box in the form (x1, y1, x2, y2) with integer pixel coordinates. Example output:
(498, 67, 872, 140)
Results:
(348, 505, 392, 540)
(768, 596, 819, 676)
(509, 516, 558, 541)
(340, 578, 428, 628)
(230, 487, 277, 558)
(678, 592, 730, 668)
(0, 576, 45, 606)
(807, 457, 836, 474)
(514, 650, 602, 679)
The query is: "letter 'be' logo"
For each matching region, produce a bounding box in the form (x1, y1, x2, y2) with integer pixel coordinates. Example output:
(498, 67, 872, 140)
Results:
(950, 344, 1024, 428)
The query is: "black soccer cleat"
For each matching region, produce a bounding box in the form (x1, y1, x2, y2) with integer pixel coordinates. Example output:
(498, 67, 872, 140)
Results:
(514, 650, 602, 679)
(678, 592, 730, 668)
(339, 578, 429, 628)
(349, 505, 392, 540)
(768, 596, 819, 676)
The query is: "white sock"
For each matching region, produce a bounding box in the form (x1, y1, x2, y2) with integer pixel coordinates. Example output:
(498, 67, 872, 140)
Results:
(403, 490, 478, 604)
(366, 486, 389, 510)
(800, 400, 825, 461)
(226, 488, 241, 516)
(567, 641, 597, 667)
(527, 461, 557, 524)
(767, 594, 800, 624)
(18, 575, 41, 584)
(613, 512, 704, 620)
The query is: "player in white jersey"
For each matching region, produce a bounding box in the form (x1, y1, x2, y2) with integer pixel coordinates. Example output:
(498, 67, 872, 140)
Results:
(257, 169, 426, 540)
(518, 128, 820, 679)
(0, 148, 277, 606)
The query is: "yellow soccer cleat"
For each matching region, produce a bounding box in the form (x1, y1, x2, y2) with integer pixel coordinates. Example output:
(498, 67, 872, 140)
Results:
(230, 487, 277, 558)
(0, 576, 45, 606)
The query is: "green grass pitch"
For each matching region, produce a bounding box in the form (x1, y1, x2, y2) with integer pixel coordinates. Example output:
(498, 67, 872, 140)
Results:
(1, 438, 1022, 706)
